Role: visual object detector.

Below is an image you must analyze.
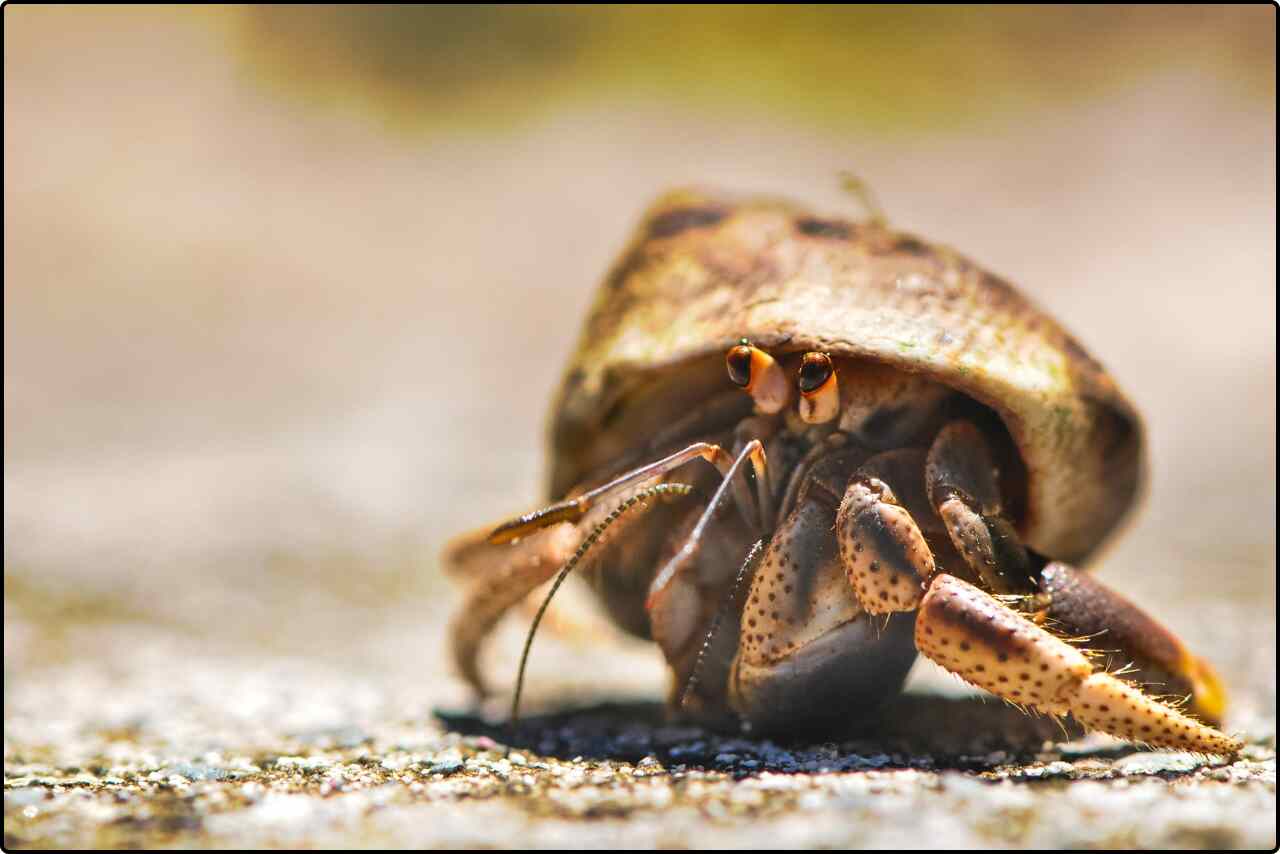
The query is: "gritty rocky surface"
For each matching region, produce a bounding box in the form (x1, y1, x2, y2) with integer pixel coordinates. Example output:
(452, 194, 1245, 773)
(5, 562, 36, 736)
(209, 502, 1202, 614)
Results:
(3, 588, 1276, 849)
(5, 7, 1275, 850)
(3, 707, 1276, 849)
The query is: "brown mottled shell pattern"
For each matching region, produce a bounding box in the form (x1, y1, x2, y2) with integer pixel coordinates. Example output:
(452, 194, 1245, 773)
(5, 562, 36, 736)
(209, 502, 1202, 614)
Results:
(549, 189, 1145, 565)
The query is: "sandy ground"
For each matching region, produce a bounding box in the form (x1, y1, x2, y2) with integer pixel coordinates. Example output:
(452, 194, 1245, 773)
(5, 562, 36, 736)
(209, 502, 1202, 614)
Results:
(4, 8, 1276, 849)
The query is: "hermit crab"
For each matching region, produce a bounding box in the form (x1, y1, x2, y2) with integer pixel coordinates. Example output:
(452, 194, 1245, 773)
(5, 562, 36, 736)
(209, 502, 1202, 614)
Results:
(444, 186, 1240, 754)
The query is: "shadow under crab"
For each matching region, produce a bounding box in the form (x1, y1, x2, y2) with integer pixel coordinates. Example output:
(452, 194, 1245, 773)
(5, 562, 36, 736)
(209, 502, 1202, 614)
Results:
(434, 692, 1134, 777)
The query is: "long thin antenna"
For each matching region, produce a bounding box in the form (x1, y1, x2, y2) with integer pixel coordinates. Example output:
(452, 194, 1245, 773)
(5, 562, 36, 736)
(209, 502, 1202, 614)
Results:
(679, 537, 765, 710)
(510, 481, 695, 725)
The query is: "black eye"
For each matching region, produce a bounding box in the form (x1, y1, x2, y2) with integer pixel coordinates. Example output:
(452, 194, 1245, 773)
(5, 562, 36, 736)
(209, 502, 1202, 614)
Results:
(798, 352, 833, 394)
(726, 345, 753, 388)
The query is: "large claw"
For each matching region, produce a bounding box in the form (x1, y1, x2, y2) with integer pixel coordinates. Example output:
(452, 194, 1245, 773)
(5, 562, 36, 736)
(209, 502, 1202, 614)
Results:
(916, 575, 1241, 755)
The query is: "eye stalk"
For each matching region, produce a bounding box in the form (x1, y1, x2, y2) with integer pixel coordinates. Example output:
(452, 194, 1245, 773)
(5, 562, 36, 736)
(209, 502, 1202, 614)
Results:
(797, 352, 839, 424)
(725, 340, 788, 414)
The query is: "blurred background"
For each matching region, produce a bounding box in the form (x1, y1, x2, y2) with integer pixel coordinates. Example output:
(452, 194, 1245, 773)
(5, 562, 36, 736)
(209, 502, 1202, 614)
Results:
(5, 6, 1275, 748)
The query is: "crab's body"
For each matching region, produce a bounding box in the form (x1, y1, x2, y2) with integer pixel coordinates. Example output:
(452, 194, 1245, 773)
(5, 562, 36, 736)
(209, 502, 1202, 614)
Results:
(445, 189, 1239, 754)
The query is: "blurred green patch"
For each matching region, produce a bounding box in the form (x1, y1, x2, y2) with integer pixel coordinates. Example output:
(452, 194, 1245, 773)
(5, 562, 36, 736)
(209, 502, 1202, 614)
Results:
(238, 5, 1273, 134)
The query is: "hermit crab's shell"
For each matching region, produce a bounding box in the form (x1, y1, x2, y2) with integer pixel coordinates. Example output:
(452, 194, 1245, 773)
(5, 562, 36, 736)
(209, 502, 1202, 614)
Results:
(548, 189, 1145, 565)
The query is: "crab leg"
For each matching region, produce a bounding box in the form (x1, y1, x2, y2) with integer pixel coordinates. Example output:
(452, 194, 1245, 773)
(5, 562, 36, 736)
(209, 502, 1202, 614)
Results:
(926, 420, 1036, 594)
(452, 434, 767, 696)
(445, 523, 581, 695)
(646, 440, 766, 618)
(835, 449, 938, 614)
(835, 440, 1240, 754)
(916, 574, 1241, 754)
(1031, 562, 1230, 726)
(488, 441, 764, 544)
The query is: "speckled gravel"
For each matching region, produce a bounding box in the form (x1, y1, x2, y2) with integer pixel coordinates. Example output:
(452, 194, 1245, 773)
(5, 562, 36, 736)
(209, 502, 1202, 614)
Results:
(3, 721, 1275, 849)
(4, 604, 1275, 849)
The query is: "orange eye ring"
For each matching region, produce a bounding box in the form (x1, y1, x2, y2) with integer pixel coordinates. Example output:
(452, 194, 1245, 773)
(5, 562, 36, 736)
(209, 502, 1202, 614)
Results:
(797, 352, 839, 424)
(725, 340, 788, 414)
